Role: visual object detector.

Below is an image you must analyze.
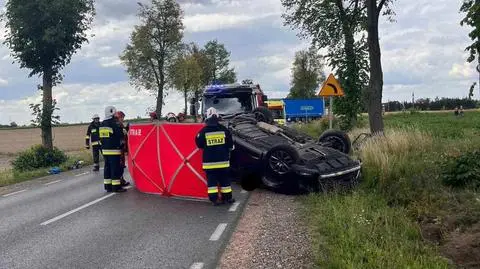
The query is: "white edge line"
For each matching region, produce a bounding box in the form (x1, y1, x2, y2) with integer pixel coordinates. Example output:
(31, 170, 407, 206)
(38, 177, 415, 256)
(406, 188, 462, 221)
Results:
(44, 179, 63, 186)
(209, 223, 227, 241)
(228, 202, 240, 212)
(190, 262, 204, 269)
(75, 172, 89, 177)
(40, 193, 116, 225)
(2, 189, 27, 197)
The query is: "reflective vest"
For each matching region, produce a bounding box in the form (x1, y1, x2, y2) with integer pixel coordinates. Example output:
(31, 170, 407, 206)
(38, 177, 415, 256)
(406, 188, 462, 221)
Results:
(195, 121, 234, 170)
(99, 118, 123, 156)
(86, 121, 101, 147)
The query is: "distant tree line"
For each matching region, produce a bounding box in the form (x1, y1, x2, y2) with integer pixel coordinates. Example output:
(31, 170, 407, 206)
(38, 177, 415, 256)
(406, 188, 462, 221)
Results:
(380, 97, 479, 112)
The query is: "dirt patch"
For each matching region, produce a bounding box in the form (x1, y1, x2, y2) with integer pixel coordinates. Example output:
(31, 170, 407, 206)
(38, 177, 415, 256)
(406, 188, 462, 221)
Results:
(0, 125, 89, 154)
(440, 224, 480, 268)
(217, 189, 313, 269)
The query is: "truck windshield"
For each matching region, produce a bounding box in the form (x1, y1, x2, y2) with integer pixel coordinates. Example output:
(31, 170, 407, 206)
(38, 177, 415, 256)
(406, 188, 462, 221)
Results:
(203, 93, 252, 115)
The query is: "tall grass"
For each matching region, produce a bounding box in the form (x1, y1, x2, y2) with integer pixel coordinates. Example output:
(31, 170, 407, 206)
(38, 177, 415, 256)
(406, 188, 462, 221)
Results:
(300, 111, 480, 268)
(305, 192, 450, 269)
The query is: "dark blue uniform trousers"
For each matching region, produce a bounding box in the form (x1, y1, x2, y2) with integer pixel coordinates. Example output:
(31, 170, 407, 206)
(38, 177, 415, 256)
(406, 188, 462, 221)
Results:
(205, 168, 233, 203)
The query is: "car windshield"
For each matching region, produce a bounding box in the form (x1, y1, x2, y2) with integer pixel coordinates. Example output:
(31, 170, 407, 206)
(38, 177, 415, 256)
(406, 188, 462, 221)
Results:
(203, 93, 252, 115)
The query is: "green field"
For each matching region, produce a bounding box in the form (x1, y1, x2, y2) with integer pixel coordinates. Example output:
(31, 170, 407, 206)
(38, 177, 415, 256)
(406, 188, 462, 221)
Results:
(300, 110, 480, 268)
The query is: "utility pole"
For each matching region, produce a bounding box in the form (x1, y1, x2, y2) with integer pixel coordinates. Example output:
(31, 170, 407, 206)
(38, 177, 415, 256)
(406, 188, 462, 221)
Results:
(412, 92, 415, 109)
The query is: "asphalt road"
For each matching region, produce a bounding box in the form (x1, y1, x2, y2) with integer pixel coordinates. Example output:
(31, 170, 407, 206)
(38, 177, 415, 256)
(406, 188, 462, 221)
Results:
(0, 166, 249, 269)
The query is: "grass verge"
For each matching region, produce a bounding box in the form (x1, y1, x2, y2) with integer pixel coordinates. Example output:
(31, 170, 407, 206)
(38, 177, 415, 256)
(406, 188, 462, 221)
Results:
(0, 149, 94, 187)
(299, 110, 480, 268)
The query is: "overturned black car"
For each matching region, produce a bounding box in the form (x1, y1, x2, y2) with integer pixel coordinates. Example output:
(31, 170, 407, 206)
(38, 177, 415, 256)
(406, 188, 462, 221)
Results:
(196, 82, 361, 194)
(218, 111, 362, 195)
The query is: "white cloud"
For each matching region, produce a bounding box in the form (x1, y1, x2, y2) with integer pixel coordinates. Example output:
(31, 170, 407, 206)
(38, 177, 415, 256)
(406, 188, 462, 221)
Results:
(0, 82, 186, 125)
(449, 62, 477, 79)
(184, 12, 278, 32)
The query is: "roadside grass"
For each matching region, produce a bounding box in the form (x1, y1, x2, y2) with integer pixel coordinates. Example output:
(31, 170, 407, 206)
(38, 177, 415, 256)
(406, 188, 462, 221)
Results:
(299, 110, 480, 268)
(305, 191, 450, 269)
(0, 149, 94, 187)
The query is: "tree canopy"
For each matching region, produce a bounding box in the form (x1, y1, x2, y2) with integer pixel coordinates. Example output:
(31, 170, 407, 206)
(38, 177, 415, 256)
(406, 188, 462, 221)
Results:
(288, 47, 326, 98)
(120, 0, 184, 117)
(2, 0, 95, 149)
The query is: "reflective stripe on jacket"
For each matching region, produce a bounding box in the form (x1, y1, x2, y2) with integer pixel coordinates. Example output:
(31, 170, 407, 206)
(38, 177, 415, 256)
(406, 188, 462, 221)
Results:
(99, 118, 123, 156)
(86, 121, 101, 146)
(195, 118, 234, 170)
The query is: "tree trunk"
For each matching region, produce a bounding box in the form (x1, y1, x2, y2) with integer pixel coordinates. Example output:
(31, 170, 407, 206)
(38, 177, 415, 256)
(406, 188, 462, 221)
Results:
(41, 69, 54, 150)
(184, 86, 188, 115)
(366, 0, 384, 135)
(156, 59, 165, 118)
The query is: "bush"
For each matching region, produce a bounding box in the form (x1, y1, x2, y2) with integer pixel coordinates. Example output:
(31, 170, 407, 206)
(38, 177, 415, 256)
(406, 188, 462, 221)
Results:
(11, 145, 68, 172)
(440, 149, 480, 189)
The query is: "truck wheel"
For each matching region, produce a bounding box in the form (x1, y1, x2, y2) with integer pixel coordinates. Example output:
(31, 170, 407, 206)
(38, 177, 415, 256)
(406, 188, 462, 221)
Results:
(253, 106, 274, 124)
(318, 130, 352, 154)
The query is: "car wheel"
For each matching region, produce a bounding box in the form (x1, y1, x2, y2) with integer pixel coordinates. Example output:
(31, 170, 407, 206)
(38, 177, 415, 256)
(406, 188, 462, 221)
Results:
(262, 145, 300, 192)
(253, 106, 274, 124)
(318, 130, 352, 154)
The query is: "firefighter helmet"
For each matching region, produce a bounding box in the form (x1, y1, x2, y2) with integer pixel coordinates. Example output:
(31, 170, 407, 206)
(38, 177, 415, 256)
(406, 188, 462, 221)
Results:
(92, 114, 100, 119)
(105, 106, 116, 119)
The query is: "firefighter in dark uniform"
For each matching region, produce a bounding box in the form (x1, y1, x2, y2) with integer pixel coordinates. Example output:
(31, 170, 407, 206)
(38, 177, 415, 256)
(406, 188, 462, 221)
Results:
(85, 114, 101, 171)
(99, 106, 127, 193)
(195, 107, 235, 205)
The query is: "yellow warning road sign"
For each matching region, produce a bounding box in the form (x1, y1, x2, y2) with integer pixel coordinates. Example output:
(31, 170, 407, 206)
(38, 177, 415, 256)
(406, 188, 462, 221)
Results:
(318, 73, 344, 97)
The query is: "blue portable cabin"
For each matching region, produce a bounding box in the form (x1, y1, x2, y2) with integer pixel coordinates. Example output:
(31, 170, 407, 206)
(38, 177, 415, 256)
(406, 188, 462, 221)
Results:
(282, 98, 325, 123)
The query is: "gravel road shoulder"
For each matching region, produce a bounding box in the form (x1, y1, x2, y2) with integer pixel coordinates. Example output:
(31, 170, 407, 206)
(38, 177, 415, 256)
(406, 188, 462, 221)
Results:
(217, 188, 314, 269)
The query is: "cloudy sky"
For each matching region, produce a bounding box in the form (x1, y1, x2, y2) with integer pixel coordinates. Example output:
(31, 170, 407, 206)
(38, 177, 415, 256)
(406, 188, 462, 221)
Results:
(0, 0, 478, 125)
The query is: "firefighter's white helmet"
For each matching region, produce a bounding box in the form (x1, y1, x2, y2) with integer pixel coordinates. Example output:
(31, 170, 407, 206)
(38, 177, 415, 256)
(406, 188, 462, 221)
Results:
(206, 107, 218, 119)
(104, 106, 116, 119)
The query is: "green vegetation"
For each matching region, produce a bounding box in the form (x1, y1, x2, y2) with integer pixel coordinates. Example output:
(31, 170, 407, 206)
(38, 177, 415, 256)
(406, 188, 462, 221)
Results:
(0, 149, 93, 187)
(2, 0, 95, 150)
(299, 110, 480, 268)
(12, 145, 68, 172)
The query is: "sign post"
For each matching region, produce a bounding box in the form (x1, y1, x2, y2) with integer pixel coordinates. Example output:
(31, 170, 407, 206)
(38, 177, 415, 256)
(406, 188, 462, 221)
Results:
(318, 73, 345, 129)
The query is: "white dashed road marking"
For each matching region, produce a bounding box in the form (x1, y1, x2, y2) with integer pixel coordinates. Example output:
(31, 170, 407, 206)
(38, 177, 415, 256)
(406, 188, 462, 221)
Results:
(75, 172, 89, 177)
(44, 180, 63, 186)
(209, 223, 227, 241)
(40, 186, 133, 226)
(190, 262, 204, 269)
(2, 189, 27, 197)
(228, 202, 240, 212)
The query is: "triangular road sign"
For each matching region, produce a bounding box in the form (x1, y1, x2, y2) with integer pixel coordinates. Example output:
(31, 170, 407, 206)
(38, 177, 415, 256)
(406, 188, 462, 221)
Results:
(318, 73, 344, 97)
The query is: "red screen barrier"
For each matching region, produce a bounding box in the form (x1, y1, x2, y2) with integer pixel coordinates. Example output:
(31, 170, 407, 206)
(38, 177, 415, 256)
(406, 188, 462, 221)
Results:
(127, 122, 209, 200)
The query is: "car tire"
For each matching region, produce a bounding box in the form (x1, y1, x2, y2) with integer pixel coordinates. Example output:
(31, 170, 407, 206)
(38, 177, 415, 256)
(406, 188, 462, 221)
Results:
(262, 144, 300, 193)
(318, 129, 352, 154)
(253, 106, 274, 124)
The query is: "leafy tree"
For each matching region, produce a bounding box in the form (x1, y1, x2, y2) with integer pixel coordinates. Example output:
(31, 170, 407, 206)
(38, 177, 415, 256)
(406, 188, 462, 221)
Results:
(2, 0, 95, 149)
(281, 0, 369, 130)
(29, 88, 61, 127)
(365, 0, 395, 134)
(460, 0, 480, 64)
(202, 39, 237, 84)
(120, 0, 184, 117)
(288, 47, 326, 98)
(170, 43, 203, 114)
(460, 0, 480, 96)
